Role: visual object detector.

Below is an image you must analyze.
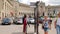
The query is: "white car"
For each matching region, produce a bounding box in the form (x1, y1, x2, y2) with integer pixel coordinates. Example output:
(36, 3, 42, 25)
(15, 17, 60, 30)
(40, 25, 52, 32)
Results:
(13, 17, 23, 24)
(27, 18, 35, 24)
(30, 18, 34, 23)
(17, 18, 23, 23)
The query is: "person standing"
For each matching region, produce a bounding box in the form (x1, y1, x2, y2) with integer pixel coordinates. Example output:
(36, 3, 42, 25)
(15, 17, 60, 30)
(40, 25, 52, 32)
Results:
(42, 16, 51, 34)
(54, 12, 60, 34)
(23, 14, 27, 34)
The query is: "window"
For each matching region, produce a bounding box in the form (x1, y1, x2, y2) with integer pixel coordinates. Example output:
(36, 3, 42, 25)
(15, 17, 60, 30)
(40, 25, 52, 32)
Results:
(40, 6, 42, 8)
(43, 12, 44, 16)
(19, 12, 20, 15)
(2, 13, 4, 17)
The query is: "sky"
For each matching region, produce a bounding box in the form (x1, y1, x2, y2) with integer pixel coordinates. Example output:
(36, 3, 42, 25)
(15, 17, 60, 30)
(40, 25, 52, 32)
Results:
(18, 0, 60, 6)
(18, 0, 30, 5)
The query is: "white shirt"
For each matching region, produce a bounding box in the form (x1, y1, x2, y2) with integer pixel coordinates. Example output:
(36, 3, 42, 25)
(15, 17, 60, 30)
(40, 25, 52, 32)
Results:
(43, 21, 49, 28)
(56, 18, 60, 26)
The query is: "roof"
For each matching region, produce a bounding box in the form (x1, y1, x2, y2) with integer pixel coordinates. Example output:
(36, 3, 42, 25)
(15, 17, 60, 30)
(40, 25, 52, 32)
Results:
(19, 2, 31, 8)
(46, 5, 60, 8)
(30, 2, 36, 6)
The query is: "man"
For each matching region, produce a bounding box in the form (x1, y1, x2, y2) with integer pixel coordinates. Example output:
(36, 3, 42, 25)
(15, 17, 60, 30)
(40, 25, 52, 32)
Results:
(54, 12, 60, 34)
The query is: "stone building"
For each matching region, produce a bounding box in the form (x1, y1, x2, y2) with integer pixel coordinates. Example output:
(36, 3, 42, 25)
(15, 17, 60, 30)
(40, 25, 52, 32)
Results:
(0, 0, 60, 21)
(11, 1, 34, 17)
(0, 0, 34, 20)
(46, 5, 60, 16)
(0, 0, 14, 20)
(30, 1, 60, 17)
(30, 1, 45, 16)
(18, 3, 34, 17)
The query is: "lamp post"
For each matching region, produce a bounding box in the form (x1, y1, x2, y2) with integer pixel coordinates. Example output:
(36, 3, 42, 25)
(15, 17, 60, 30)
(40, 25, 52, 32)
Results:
(34, 1, 39, 34)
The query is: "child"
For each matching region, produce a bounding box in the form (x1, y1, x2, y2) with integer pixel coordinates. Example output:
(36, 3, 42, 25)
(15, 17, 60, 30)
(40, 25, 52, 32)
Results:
(42, 16, 51, 34)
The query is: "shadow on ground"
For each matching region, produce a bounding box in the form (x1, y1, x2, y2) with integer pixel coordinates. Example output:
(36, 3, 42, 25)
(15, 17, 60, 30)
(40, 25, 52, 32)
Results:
(12, 32, 34, 34)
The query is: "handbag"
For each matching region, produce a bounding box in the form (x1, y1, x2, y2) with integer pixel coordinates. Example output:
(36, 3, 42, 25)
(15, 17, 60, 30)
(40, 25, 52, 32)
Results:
(42, 25, 44, 29)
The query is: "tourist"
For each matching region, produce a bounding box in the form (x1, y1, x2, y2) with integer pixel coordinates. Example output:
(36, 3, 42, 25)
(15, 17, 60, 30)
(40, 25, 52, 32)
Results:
(23, 14, 27, 34)
(54, 12, 60, 34)
(42, 15, 51, 34)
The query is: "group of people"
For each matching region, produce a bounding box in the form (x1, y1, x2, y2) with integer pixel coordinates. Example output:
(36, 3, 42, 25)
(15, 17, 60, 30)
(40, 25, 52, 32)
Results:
(22, 12, 60, 34)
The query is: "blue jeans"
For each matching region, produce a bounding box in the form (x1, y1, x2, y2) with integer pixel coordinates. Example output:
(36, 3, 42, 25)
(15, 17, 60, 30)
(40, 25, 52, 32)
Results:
(56, 25, 60, 34)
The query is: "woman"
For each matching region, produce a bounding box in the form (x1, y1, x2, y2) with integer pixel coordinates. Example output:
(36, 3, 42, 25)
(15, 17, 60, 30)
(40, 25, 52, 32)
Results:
(54, 12, 60, 34)
(42, 16, 51, 34)
(23, 14, 27, 34)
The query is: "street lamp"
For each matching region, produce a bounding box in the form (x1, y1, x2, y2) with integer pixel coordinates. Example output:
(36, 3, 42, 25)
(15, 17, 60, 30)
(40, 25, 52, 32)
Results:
(34, 1, 40, 34)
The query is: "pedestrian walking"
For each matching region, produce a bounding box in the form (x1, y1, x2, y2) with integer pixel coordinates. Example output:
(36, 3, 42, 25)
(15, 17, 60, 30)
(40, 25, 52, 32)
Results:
(54, 12, 60, 34)
(23, 14, 27, 34)
(42, 16, 51, 34)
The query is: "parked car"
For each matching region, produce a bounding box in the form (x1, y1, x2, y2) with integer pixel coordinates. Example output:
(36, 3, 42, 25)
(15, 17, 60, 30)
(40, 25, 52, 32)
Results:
(38, 18, 44, 24)
(13, 17, 23, 25)
(27, 18, 35, 24)
(38, 17, 52, 24)
(2, 18, 11, 25)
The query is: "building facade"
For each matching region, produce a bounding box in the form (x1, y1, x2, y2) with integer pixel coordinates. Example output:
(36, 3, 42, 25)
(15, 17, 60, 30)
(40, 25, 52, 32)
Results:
(0, 0, 60, 21)
(46, 5, 60, 16)
(30, 1, 45, 16)
(0, 0, 14, 20)
(18, 3, 34, 17)
(12, 1, 34, 17)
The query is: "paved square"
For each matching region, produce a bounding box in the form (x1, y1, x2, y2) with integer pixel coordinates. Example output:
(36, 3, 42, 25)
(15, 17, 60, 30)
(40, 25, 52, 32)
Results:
(0, 18, 57, 34)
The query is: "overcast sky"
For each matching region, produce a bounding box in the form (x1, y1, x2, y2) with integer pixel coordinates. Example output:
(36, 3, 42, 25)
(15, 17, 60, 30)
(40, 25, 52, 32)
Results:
(18, 0, 60, 6)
